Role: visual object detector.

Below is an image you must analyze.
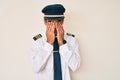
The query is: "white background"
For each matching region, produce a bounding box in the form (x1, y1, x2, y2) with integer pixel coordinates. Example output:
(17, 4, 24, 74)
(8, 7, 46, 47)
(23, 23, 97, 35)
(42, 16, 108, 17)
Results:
(0, 0, 120, 80)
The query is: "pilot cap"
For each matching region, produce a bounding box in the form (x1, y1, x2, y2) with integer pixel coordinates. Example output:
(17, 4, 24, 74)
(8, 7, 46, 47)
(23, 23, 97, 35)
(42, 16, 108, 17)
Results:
(42, 4, 65, 20)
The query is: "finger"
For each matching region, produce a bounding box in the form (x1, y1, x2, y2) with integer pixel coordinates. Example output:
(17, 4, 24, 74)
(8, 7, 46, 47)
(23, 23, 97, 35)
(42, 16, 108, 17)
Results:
(53, 22, 56, 28)
(56, 23, 59, 32)
(58, 27, 64, 36)
(55, 22, 58, 28)
(58, 25, 63, 34)
(47, 25, 51, 33)
(59, 23, 64, 31)
(49, 22, 53, 31)
(57, 23, 62, 31)
(46, 22, 51, 29)
(60, 26, 64, 32)
(48, 22, 54, 34)
(57, 23, 64, 35)
(51, 22, 55, 32)
(56, 22, 60, 29)
(59, 22, 63, 28)
(46, 25, 50, 32)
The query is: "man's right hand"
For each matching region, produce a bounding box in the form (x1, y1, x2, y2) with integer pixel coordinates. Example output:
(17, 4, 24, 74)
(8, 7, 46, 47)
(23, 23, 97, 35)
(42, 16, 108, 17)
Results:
(46, 22, 55, 45)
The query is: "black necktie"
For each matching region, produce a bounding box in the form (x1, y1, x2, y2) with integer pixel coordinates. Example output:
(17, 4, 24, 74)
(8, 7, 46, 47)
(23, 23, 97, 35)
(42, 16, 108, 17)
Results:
(53, 38, 62, 80)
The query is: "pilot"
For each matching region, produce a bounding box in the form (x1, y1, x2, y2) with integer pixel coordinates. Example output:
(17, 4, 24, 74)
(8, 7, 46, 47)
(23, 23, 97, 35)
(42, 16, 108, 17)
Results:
(30, 4, 80, 80)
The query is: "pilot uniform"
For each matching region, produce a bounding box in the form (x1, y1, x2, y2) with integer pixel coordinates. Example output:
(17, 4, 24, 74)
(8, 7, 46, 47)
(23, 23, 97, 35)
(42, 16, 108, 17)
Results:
(30, 4, 80, 80)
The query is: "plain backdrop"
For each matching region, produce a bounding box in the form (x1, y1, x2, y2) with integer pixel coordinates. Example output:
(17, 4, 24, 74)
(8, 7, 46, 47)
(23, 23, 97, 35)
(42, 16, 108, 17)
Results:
(0, 0, 120, 80)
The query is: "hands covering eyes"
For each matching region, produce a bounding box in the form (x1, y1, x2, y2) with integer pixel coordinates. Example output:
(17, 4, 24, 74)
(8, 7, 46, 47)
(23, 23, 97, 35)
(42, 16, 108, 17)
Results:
(46, 20, 64, 46)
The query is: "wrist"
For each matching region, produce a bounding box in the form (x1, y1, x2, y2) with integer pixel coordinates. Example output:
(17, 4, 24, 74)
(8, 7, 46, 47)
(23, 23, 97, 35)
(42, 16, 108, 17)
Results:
(47, 40, 53, 45)
(59, 40, 66, 46)
(59, 40, 63, 46)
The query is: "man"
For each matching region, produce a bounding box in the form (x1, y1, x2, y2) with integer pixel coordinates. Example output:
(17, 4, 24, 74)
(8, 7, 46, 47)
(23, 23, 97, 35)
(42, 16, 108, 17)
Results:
(30, 4, 80, 80)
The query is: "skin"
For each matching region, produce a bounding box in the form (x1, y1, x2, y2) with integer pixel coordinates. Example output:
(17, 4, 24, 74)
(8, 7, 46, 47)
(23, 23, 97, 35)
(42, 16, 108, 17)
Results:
(44, 18, 64, 46)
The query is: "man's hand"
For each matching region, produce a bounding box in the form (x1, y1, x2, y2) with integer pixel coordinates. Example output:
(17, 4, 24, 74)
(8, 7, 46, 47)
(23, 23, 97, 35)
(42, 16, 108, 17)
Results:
(46, 22, 55, 45)
(55, 23, 64, 46)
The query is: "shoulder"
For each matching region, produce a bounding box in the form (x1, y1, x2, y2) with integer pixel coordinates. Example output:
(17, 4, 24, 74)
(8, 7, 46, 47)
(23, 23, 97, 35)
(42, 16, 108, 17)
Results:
(33, 34, 42, 41)
(65, 32, 77, 46)
(65, 32, 76, 43)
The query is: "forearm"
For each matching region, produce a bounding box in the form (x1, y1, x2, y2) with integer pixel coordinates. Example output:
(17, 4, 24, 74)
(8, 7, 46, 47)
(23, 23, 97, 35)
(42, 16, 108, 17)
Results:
(59, 43, 80, 71)
(30, 41, 53, 73)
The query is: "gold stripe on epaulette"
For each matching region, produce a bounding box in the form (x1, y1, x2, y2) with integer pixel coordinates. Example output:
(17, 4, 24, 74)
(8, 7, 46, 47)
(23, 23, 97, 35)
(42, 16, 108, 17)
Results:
(36, 34, 41, 39)
(33, 34, 42, 41)
(66, 33, 75, 37)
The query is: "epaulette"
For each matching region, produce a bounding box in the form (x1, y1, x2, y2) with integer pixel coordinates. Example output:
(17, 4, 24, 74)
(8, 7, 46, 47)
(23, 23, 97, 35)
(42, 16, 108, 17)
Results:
(33, 34, 42, 41)
(66, 33, 75, 37)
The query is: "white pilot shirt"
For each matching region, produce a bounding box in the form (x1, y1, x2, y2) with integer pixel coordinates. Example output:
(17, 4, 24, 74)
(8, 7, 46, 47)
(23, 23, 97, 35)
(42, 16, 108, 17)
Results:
(30, 33, 80, 80)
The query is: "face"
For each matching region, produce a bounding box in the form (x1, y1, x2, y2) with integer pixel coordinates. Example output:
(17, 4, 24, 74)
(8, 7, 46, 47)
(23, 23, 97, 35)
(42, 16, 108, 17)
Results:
(44, 18, 64, 34)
